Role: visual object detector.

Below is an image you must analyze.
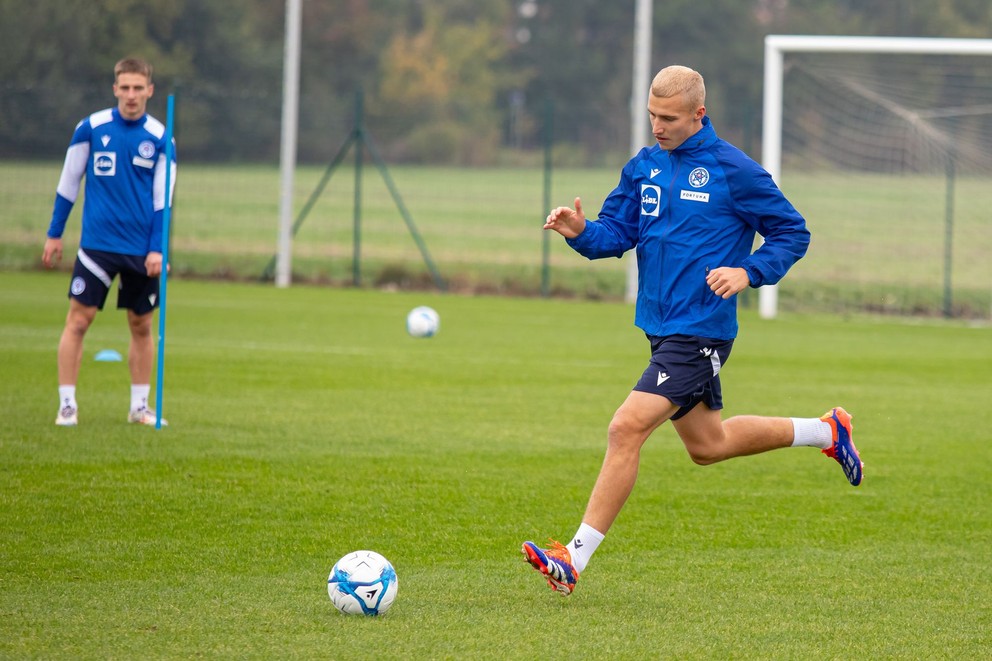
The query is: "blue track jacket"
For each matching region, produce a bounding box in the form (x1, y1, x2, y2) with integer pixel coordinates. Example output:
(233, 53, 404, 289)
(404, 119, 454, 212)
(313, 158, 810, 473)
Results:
(566, 116, 809, 340)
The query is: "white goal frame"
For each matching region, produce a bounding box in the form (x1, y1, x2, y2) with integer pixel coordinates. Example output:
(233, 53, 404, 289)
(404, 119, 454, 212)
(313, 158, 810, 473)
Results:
(759, 35, 992, 318)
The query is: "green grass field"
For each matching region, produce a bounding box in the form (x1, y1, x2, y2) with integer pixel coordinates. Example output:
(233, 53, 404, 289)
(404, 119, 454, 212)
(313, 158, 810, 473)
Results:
(2, 271, 990, 658)
(3, 161, 990, 316)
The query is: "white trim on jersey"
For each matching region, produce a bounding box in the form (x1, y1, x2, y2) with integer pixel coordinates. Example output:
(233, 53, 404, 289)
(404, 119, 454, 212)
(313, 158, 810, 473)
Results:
(56, 142, 89, 203)
(143, 115, 166, 139)
(153, 153, 177, 212)
(89, 108, 114, 128)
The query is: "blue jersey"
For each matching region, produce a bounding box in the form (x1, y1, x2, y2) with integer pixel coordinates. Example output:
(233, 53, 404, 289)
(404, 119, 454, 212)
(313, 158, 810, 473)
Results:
(566, 116, 809, 340)
(48, 107, 177, 256)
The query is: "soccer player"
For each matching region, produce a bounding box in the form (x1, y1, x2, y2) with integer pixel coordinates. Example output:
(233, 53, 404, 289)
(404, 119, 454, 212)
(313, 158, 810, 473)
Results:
(522, 65, 862, 596)
(42, 57, 177, 427)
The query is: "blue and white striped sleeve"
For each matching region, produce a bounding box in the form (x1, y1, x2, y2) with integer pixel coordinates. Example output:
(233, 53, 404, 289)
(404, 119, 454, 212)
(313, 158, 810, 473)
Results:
(47, 120, 91, 239)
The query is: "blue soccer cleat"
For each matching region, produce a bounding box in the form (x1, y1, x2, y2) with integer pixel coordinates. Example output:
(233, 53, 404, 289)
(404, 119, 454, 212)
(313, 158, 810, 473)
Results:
(522, 539, 579, 595)
(821, 407, 863, 486)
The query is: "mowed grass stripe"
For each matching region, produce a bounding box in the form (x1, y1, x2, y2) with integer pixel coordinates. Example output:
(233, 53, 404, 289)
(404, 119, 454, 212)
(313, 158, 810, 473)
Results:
(1, 272, 990, 659)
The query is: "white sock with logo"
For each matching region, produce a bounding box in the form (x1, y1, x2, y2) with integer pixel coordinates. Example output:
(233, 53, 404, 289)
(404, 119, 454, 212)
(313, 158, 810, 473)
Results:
(567, 522, 605, 573)
(59, 385, 77, 411)
(790, 417, 833, 449)
(131, 384, 151, 412)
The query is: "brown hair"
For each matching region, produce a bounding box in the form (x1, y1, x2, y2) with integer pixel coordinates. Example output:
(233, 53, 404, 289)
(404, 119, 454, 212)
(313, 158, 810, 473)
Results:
(114, 57, 153, 82)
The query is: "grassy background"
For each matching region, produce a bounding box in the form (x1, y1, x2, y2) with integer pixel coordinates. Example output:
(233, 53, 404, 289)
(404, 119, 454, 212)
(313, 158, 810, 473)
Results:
(3, 161, 990, 315)
(2, 271, 990, 658)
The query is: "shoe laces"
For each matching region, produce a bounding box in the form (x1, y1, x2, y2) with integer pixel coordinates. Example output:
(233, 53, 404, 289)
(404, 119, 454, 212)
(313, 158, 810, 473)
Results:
(543, 539, 573, 565)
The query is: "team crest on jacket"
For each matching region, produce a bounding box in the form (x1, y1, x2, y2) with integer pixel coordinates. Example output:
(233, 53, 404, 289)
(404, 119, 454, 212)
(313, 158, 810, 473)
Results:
(138, 141, 156, 159)
(688, 167, 710, 188)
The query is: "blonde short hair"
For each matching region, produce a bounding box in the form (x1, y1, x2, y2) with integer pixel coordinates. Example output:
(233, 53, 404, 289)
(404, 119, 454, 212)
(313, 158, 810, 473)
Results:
(650, 65, 705, 110)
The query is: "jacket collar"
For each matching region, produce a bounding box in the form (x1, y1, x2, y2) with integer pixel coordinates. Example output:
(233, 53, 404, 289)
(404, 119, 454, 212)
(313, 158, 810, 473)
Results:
(112, 106, 147, 126)
(672, 115, 716, 153)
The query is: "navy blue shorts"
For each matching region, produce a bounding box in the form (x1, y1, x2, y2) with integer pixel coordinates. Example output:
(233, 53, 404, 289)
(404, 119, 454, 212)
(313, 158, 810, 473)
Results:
(632, 334, 735, 420)
(68, 248, 159, 314)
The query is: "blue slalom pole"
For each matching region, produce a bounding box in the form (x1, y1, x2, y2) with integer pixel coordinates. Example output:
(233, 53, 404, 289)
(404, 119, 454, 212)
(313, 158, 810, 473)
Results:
(155, 94, 175, 430)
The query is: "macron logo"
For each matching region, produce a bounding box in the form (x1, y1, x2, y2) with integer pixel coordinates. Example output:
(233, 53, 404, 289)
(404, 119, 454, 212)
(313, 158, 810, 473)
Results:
(657, 371, 670, 386)
(650, 168, 661, 178)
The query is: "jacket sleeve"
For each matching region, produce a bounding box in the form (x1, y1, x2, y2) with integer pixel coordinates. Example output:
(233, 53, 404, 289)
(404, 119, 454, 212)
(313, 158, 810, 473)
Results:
(726, 160, 810, 288)
(150, 138, 177, 254)
(566, 157, 642, 259)
(47, 122, 90, 239)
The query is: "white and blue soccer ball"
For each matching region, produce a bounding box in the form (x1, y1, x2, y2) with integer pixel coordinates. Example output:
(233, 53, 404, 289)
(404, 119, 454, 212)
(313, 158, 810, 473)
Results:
(406, 306, 440, 338)
(327, 550, 398, 616)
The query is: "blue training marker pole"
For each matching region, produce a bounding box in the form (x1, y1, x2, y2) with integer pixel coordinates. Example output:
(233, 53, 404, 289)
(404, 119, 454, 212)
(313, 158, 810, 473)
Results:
(155, 94, 175, 430)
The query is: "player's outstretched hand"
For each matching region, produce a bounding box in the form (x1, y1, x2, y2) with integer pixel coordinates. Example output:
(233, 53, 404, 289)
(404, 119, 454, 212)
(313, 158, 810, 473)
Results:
(544, 197, 587, 239)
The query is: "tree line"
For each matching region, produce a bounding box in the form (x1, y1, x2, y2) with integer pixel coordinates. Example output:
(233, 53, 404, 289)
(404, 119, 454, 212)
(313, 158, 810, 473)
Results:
(1, 0, 988, 165)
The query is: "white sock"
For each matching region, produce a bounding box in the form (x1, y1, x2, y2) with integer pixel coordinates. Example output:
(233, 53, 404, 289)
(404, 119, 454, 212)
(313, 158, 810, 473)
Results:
(59, 385, 77, 411)
(567, 523, 605, 573)
(131, 384, 151, 412)
(790, 417, 833, 449)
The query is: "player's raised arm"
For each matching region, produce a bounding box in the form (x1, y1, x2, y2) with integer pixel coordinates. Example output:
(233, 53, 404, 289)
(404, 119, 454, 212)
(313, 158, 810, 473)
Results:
(544, 197, 586, 239)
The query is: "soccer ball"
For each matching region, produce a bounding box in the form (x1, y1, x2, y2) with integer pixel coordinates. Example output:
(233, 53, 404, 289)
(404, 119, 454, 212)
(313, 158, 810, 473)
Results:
(327, 550, 398, 616)
(406, 306, 440, 338)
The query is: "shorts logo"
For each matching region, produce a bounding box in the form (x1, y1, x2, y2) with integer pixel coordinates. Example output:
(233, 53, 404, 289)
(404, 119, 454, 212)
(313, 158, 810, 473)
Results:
(700, 346, 722, 375)
(641, 184, 661, 217)
(71, 277, 86, 296)
(93, 151, 116, 176)
(138, 141, 156, 159)
(688, 167, 710, 188)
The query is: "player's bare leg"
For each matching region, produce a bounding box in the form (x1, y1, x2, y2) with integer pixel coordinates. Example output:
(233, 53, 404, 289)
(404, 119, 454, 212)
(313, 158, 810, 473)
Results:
(522, 390, 675, 594)
(125, 310, 165, 425)
(672, 405, 793, 465)
(581, 390, 679, 533)
(55, 300, 97, 425)
(126, 310, 155, 385)
(58, 300, 97, 386)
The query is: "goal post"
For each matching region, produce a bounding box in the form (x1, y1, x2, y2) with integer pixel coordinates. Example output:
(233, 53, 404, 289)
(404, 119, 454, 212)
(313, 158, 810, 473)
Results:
(759, 35, 992, 319)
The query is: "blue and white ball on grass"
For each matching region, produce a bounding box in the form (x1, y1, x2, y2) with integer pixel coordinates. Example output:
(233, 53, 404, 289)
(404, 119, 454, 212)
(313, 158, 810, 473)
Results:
(327, 550, 398, 616)
(406, 306, 440, 338)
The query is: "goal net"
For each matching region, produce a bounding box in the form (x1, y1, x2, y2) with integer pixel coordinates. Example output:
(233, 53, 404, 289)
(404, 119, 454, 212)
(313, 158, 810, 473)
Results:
(761, 36, 992, 320)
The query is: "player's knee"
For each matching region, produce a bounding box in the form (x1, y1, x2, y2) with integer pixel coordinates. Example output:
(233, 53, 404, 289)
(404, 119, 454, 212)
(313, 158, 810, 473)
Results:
(682, 437, 727, 465)
(686, 447, 721, 466)
(127, 312, 153, 336)
(65, 312, 94, 336)
(606, 413, 647, 453)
